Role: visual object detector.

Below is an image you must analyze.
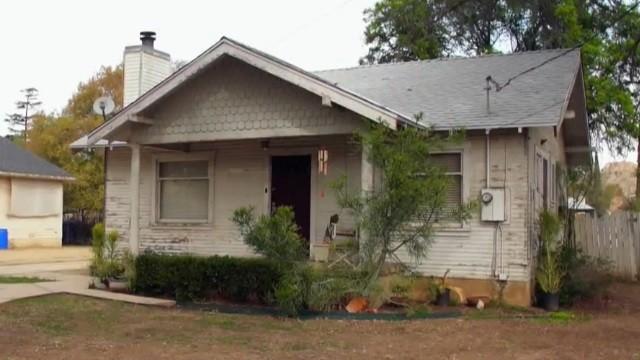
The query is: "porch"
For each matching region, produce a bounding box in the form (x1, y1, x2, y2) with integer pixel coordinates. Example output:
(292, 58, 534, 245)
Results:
(107, 134, 370, 259)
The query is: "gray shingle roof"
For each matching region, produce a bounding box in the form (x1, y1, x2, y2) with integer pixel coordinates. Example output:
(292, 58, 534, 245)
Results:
(0, 137, 73, 180)
(315, 49, 580, 130)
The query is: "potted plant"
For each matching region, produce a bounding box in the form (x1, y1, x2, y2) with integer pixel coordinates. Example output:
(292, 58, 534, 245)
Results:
(89, 225, 131, 292)
(432, 269, 451, 306)
(536, 211, 564, 311)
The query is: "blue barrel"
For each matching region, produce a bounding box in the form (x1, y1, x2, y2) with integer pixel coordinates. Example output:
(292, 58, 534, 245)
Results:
(0, 229, 8, 250)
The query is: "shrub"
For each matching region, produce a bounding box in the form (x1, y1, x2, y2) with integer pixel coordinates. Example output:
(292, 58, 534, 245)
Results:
(559, 246, 613, 306)
(231, 206, 305, 266)
(134, 253, 283, 303)
(90, 223, 105, 276)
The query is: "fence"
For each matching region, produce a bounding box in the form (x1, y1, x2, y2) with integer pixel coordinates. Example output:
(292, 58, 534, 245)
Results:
(62, 211, 103, 245)
(574, 212, 640, 280)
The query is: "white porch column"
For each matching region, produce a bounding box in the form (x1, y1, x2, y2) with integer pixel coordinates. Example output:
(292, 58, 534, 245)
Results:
(129, 143, 141, 255)
(360, 145, 374, 244)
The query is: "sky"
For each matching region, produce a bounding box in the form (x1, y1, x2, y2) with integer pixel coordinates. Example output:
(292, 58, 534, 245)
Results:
(0, 0, 636, 166)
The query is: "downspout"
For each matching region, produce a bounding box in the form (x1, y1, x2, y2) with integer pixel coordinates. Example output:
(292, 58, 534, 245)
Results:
(486, 129, 491, 189)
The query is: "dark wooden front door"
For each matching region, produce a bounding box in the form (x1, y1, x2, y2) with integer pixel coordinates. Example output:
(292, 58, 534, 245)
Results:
(271, 155, 311, 250)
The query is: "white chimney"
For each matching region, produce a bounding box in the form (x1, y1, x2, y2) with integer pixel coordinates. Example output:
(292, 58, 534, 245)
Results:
(123, 31, 171, 106)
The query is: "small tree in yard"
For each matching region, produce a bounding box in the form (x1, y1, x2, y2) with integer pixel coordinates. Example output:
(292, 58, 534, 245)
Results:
(333, 123, 474, 288)
(232, 206, 305, 268)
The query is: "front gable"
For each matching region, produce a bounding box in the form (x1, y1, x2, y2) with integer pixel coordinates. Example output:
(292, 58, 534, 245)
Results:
(131, 56, 364, 144)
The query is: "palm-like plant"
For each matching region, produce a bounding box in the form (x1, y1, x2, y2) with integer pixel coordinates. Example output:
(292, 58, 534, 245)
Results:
(536, 211, 564, 294)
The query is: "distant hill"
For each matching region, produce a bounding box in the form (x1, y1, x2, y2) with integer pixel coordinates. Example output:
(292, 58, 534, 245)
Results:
(601, 161, 637, 211)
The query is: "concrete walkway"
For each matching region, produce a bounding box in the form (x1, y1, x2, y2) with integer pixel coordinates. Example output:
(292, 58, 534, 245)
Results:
(0, 249, 175, 307)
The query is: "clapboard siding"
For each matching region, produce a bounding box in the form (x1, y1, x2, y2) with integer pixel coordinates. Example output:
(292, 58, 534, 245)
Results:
(105, 135, 361, 256)
(403, 134, 531, 282)
(106, 132, 531, 282)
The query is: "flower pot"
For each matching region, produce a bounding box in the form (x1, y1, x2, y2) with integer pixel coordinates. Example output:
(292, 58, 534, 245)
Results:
(540, 292, 560, 312)
(107, 278, 128, 292)
(435, 288, 450, 306)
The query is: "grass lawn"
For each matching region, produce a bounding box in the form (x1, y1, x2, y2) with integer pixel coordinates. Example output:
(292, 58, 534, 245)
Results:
(0, 275, 52, 284)
(0, 283, 639, 359)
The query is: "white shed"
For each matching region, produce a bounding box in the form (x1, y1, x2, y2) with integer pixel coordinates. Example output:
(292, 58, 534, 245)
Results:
(0, 137, 74, 248)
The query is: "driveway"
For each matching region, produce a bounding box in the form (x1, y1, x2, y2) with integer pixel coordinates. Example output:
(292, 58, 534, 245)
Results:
(0, 246, 91, 275)
(0, 246, 174, 307)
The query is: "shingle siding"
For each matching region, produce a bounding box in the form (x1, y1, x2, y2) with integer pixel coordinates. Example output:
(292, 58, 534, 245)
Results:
(132, 56, 363, 144)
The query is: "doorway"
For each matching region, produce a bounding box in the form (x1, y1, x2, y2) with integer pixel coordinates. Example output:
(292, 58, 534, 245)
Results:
(270, 155, 311, 252)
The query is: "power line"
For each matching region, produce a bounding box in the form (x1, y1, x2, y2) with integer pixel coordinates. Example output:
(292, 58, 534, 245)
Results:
(492, 1, 640, 92)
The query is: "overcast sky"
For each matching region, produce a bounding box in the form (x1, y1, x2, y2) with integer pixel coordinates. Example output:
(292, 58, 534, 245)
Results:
(0, 0, 636, 165)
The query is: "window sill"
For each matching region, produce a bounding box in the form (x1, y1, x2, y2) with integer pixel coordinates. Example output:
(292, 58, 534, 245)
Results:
(149, 222, 213, 229)
(434, 226, 471, 235)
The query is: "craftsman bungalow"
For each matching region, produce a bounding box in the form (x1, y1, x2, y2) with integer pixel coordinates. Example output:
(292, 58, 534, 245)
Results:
(73, 33, 590, 306)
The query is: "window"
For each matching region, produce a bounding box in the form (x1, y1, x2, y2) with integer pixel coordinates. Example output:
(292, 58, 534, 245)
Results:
(157, 160, 210, 222)
(429, 152, 463, 216)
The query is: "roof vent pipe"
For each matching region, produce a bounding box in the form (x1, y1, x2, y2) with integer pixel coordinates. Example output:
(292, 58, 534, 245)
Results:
(140, 31, 156, 49)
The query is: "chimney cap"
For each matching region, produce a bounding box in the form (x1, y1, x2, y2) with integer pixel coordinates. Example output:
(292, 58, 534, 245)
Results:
(140, 31, 156, 48)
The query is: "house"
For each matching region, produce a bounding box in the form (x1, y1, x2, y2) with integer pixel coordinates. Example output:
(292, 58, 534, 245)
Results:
(73, 32, 590, 306)
(0, 137, 74, 248)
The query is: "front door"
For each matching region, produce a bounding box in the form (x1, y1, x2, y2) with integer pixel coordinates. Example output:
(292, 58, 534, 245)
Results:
(270, 155, 311, 251)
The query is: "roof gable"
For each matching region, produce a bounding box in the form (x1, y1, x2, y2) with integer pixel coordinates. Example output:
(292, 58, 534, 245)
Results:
(86, 37, 402, 145)
(0, 137, 73, 181)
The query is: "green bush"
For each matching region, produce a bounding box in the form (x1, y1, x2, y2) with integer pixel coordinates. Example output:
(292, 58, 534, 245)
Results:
(559, 246, 613, 306)
(134, 253, 283, 303)
(231, 206, 305, 266)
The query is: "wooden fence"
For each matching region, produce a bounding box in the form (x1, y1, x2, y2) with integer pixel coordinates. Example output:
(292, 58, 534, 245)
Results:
(574, 212, 640, 279)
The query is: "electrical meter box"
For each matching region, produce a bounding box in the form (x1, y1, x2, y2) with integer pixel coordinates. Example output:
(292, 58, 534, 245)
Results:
(480, 188, 505, 222)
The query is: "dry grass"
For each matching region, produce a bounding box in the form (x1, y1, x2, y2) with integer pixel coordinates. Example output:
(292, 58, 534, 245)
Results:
(0, 282, 639, 359)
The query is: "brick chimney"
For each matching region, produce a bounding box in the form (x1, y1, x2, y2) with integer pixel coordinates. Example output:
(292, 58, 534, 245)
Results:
(123, 31, 171, 106)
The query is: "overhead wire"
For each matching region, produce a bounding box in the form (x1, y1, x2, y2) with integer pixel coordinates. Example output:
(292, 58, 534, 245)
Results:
(492, 1, 640, 93)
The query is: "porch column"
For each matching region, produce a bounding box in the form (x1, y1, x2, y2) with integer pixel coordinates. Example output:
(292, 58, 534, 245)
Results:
(129, 143, 141, 255)
(360, 146, 374, 244)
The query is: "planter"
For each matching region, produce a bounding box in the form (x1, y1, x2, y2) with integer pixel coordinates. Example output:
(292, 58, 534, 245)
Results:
(107, 278, 128, 292)
(90, 278, 108, 290)
(435, 288, 450, 306)
(540, 292, 560, 312)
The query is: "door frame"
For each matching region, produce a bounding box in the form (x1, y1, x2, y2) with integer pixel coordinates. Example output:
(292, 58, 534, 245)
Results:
(264, 147, 317, 257)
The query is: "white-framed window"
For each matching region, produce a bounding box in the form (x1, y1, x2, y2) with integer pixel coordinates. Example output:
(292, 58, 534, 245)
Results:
(535, 148, 557, 211)
(429, 152, 463, 216)
(154, 153, 213, 224)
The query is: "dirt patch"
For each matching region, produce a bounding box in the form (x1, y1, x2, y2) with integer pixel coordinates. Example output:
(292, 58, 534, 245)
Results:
(0, 282, 639, 359)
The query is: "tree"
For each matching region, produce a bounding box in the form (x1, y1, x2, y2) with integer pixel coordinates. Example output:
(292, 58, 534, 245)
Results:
(448, 0, 505, 55)
(604, 2, 640, 197)
(332, 122, 474, 286)
(25, 65, 123, 214)
(361, 0, 452, 63)
(362, 0, 640, 181)
(4, 87, 41, 141)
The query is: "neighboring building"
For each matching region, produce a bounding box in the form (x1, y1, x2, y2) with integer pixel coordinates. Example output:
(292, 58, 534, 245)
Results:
(0, 137, 74, 248)
(74, 33, 591, 306)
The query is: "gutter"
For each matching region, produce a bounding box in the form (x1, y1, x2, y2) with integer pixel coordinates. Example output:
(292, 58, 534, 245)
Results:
(0, 171, 75, 182)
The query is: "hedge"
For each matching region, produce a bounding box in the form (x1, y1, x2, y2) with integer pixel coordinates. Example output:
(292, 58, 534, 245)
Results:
(134, 253, 283, 303)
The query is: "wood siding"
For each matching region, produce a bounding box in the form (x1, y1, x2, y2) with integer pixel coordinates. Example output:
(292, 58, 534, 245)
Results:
(106, 133, 532, 282)
(105, 136, 361, 256)
(397, 134, 531, 282)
